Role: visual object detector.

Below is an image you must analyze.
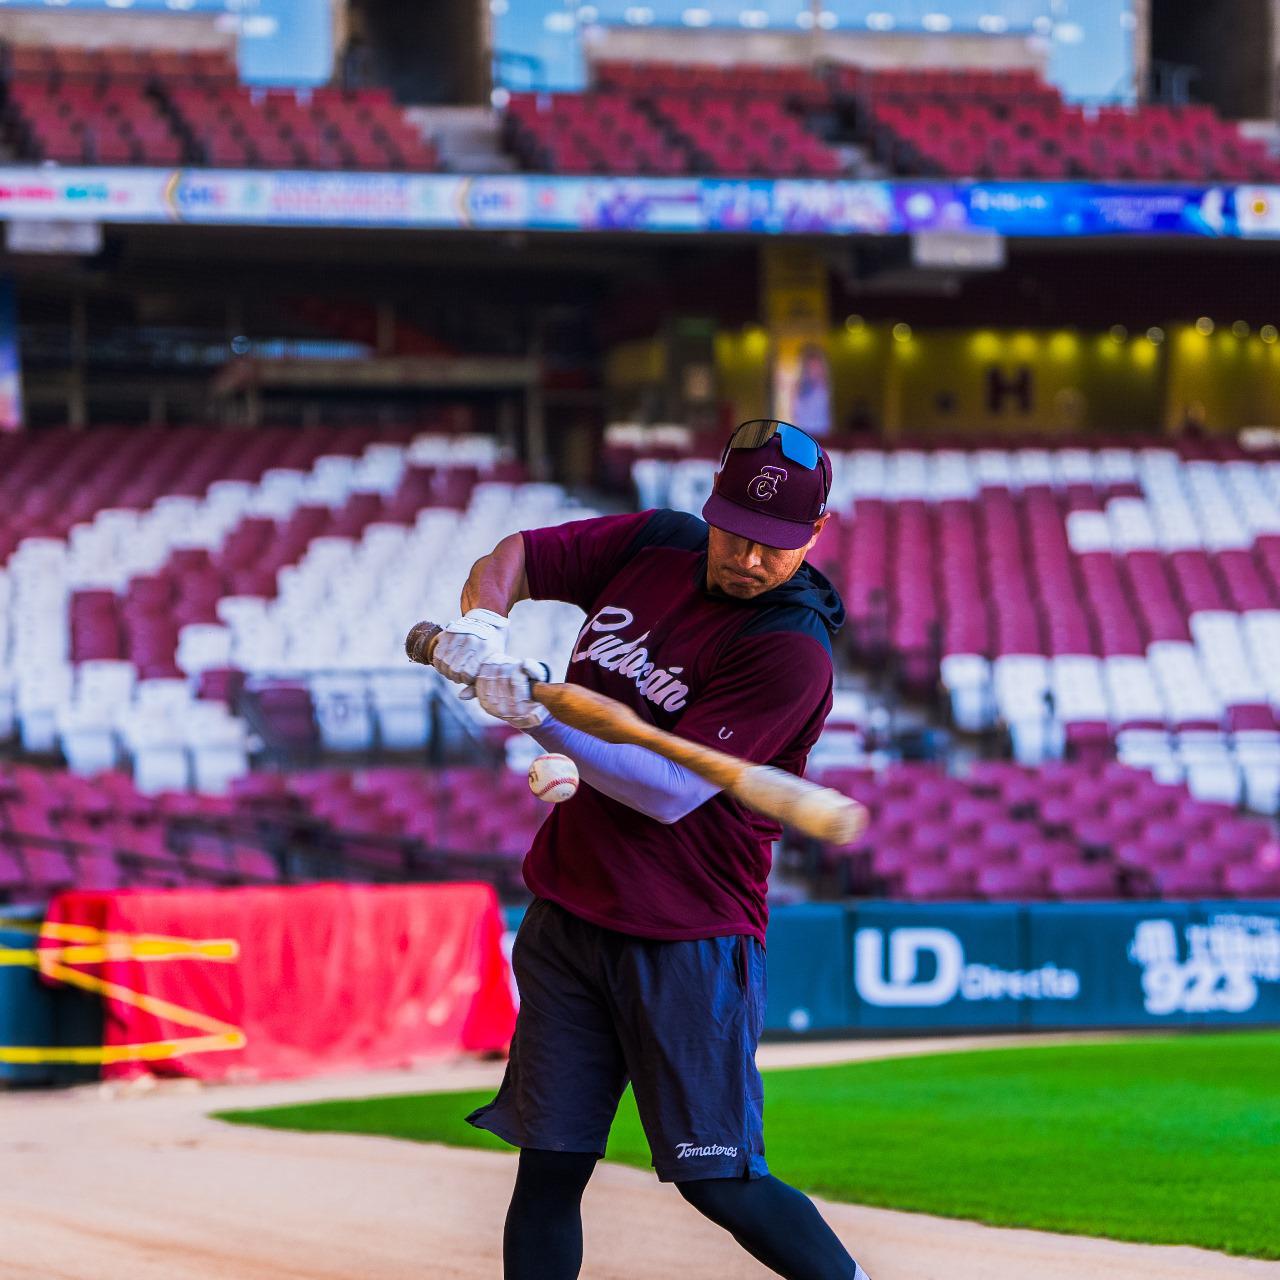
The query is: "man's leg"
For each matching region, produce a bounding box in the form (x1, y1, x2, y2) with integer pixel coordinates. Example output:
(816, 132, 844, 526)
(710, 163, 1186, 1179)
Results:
(676, 1175, 869, 1280)
(504, 1148, 600, 1280)
(610, 934, 869, 1278)
(465, 903, 628, 1277)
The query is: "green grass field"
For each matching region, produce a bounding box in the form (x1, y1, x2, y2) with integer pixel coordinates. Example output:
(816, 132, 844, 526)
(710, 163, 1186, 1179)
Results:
(216, 1032, 1280, 1260)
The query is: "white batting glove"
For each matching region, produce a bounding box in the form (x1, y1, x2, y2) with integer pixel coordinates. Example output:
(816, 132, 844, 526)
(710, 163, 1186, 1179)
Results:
(432, 609, 510, 698)
(475, 655, 551, 730)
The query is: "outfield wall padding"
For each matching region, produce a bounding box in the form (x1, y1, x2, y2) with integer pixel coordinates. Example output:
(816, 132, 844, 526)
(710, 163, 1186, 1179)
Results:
(12, 896, 1277, 1075)
(764, 900, 1280, 1035)
(34, 882, 517, 1082)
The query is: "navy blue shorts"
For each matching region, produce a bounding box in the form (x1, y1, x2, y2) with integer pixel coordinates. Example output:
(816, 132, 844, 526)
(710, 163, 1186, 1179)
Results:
(467, 898, 769, 1183)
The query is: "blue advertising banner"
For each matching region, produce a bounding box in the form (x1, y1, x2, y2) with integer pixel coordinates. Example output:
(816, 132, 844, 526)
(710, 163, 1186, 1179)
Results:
(1024, 903, 1189, 1030)
(765, 900, 1280, 1036)
(0, 168, 1275, 238)
(0, 278, 22, 433)
(763, 903, 849, 1035)
(848, 902, 1031, 1030)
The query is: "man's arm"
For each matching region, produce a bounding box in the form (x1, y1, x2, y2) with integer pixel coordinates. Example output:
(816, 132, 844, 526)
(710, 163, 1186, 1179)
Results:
(460, 532, 529, 615)
(527, 715, 720, 825)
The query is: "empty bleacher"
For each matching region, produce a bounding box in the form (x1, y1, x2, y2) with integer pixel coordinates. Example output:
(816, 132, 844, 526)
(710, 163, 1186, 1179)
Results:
(505, 62, 843, 178)
(4, 424, 1279, 908)
(1, 44, 438, 170)
(507, 61, 1279, 182)
(5, 752, 1275, 907)
(639, 439, 1280, 819)
(7, 46, 1275, 182)
(0, 425, 592, 796)
(833, 65, 1280, 182)
(816, 759, 1280, 901)
(0, 760, 543, 903)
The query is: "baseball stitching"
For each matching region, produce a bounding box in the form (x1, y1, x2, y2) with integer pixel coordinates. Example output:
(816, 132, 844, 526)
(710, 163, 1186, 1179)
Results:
(533, 776, 576, 798)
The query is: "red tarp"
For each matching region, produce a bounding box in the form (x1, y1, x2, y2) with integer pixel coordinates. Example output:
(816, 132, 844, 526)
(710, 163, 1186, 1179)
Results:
(42, 881, 516, 1081)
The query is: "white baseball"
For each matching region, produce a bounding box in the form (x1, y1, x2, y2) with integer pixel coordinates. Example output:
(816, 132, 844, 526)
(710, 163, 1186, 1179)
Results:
(528, 753, 579, 804)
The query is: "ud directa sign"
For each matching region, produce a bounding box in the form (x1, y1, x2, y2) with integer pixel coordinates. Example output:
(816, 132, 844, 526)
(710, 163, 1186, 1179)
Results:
(756, 902, 1280, 1034)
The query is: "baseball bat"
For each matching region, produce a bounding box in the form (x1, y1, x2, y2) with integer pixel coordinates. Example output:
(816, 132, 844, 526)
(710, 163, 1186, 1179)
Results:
(406, 621, 868, 845)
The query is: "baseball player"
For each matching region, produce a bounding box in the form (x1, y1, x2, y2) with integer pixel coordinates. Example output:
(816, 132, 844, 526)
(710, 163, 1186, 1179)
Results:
(432, 419, 870, 1280)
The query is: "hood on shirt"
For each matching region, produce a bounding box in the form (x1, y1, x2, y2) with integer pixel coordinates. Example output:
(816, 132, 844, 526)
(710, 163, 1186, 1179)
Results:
(738, 560, 846, 637)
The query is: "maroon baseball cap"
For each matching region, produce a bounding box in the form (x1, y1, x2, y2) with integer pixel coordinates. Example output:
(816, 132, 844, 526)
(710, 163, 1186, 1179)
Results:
(702, 427, 831, 550)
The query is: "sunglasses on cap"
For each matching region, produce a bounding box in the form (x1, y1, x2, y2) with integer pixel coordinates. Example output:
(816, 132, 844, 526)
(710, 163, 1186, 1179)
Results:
(721, 419, 831, 499)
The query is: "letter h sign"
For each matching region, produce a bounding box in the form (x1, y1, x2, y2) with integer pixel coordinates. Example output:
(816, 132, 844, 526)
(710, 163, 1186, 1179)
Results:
(985, 365, 1032, 415)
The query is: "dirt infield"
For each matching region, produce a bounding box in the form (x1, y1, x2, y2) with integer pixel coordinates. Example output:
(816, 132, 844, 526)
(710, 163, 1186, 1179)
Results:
(3, 1035, 1278, 1280)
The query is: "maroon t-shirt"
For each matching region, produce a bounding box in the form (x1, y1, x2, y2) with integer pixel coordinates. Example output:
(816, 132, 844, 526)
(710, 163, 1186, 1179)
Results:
(519, 508, 844, 945)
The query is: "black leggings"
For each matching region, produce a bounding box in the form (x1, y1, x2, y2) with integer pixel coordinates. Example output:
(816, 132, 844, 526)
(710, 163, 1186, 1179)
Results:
(504, 1149, 598, 1279)
(503, 1149, 861, 1280)
(677, 1174, 861, 1280)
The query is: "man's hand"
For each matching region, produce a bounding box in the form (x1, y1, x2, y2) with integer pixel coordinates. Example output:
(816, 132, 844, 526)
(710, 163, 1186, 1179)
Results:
(432, 609, 510, 696)
(475, 656, 552, 729)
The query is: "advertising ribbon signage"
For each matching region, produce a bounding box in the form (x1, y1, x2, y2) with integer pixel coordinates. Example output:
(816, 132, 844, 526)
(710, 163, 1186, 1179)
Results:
(763, 900, 1280, 1035)
(0, 167, 1276, 239)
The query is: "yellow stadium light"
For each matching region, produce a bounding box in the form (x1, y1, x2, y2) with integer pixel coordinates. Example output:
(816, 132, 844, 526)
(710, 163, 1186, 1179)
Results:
(892, 322, 912, 342)
(1146, 327, 1164, 345)
(1048, 331, 1077, 360)
(1262, 325, 1278, 344)
(1180, 326, 1208, 356)
(1109, 324, 1127, 343)
(1195, 316, 1214, 335)
(1232, 320, 1251, 338)
(971, 330, 1000, 358)
(844, 314, 865, 332)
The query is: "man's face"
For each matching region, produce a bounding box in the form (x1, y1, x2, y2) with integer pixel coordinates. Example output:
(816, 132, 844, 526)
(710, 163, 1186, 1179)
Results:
(706, 516, 828, 599)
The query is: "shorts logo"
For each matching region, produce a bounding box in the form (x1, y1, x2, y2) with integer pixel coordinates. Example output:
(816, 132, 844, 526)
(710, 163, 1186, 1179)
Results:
(748, 465, 787, 501)
(676, 1142, 739, 1159)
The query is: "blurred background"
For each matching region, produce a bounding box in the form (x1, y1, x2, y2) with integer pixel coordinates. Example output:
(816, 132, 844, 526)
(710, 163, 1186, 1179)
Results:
(2, 0, 1280, 1082)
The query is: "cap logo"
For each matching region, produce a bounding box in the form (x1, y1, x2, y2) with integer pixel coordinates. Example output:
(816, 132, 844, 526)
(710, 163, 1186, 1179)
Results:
(748, 465, 788, 502)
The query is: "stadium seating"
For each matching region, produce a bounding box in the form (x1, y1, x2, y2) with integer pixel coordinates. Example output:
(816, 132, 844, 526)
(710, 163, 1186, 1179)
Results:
(647, 93, 842, 178)
(832, 66, 1280, 182)
(165, 85, 437, 171)
(641, 441, 1280, 815)
(1, 44, 438, 170)
(0, 761, 249, 898)
(501, 61, 1279, 182)
(505, 92, 690, 176)
(0, 759, 542, 904)
(505, 60, 843, 178)
(594, 61, 829, 108)
(817, 759, 1280, 901)
(0, 426, 592, 791)
(7, 45, 1276, 181)
(5, 753, 1276, 906)
(7, 77, 184, 167)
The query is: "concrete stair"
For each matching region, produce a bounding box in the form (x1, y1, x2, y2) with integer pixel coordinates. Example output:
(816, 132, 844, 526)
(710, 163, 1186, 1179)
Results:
(408, 106, 517, 174)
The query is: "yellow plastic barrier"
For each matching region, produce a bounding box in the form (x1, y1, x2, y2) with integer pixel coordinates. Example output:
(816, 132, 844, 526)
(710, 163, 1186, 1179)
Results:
(0, 916, 246, 1066)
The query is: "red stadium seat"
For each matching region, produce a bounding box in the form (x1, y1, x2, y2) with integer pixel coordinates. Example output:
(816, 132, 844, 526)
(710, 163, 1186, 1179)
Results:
(834, 66, 1280, 181)
(0, 45, 438, 172)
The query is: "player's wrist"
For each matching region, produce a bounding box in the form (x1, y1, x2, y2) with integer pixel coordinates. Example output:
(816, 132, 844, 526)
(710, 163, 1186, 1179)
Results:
(461, 606, 509, 629)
